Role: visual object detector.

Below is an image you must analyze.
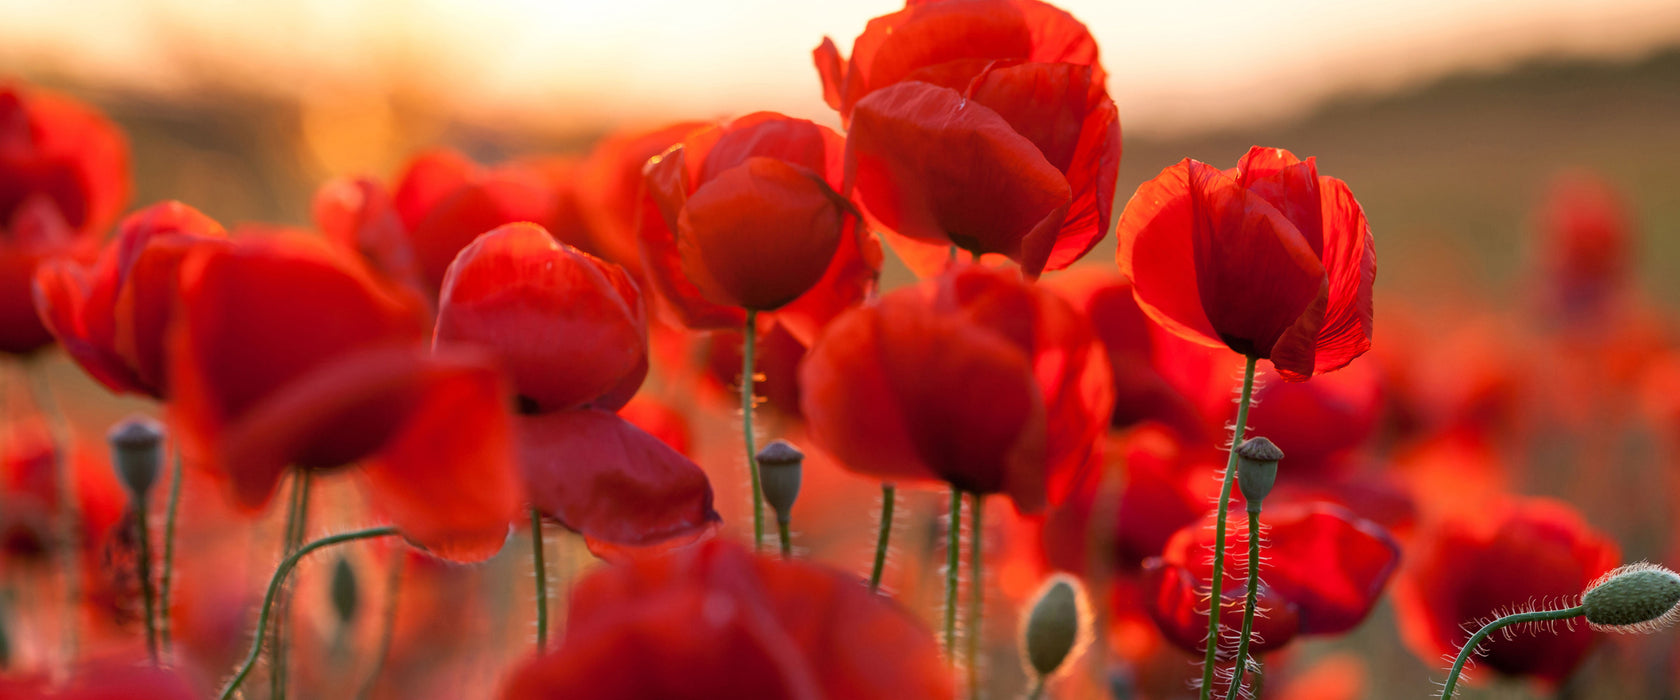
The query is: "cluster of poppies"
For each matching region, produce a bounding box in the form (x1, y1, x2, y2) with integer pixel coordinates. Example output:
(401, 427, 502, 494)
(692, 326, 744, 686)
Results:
(3, 0, 1678, 699)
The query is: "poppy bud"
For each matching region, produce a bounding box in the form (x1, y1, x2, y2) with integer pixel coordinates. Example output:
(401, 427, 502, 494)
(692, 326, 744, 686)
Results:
(756, 440, 803, 526)
(1583, 562, 1680, 633)
(1236, 437, 1283, 514)
(1020, 573, 1091, 681)
(331, 556, 359, 626)
(108, 416, 164, 499)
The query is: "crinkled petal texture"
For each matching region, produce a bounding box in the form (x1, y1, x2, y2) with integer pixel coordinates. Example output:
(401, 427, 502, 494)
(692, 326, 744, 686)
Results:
(847, 81, 1072, 278)
(1117, 146, 1373, 380)
(792, 261, 1055, 506)
(435, 222, 648, 412)
(814, 0, 1105, 121)
(34, 201, 226, 398)
(502, 540, 950, 700)
(0, 85, 131, 355)
(1144, 504, 1399, 656)
(170, 234, 518, 561)
(1393, 498, 1619, 686)
(640, 112, 873, 328)
(518, 409, 719, 549)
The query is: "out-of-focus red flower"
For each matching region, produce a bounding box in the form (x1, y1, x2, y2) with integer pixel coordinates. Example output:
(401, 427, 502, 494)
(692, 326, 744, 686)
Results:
(800, 264, 1111, 512)
(0, 84, 131, 355)
(818, 0, 1117, 278)
(435, 222, 647, 413)
(33, 201, 225, 399)
(575, 121, 707, 276)
(313, 148, 556, 300)
(1143, 504, 1399, 657)
(641, 112, 877, 334)
(618, 394, 693, 456)
(169, 233, 519, 562)
(519, 409, 719, 550)
(1532, 171, 1632, 324)
(700, 322, 807, 418)
(1117, 146, 1375, 381)
(0, 654, 204, 699)
(1392, 497, 1619, 687)
(501, 539, 950, 700)
(1044, 267, 1203, 438)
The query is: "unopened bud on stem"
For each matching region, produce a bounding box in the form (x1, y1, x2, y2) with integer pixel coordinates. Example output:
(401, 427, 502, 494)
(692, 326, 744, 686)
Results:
(1584, 562, 1680, 633)
(756, 440, 803, 526)
(108, 416, 165, 499)
(1020, 573, 1091, 681)
(1236, 437, 1283, 514)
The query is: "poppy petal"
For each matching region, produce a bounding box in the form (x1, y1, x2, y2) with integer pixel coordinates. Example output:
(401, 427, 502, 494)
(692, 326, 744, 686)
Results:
(1117, 160, 1223, 348)
(1308, 176, 1376, 377)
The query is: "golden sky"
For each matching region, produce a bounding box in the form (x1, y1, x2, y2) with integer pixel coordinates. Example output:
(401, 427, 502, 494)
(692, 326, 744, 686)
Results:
(3, 0, 1679, 137)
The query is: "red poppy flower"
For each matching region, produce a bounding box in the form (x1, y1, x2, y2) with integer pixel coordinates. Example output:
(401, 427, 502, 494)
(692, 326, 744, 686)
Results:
(575, 121, 707, 276)
(33, 201, 226, 399)
(1392, 497, 1619, 687)
(799, 263, 1110, 511)
(313, 148, 556, 299)
(501, 539, 950, 700)
(0, 655, 204, 699)
(819, 0, 1117, 277)
(435, 222, 648, 413)
(1, 83, 131, 355)
(169, 233, 519, 561)
(1116, 146, 1375, 380)
(1043, 267, 1204, 439)
(1531, 171, 1633, 324)
(640, 112, 877, 332)
(1143, 504, 1400, 657)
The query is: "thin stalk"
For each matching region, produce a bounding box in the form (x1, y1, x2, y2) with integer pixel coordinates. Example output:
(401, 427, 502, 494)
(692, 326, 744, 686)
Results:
(135, 496, 158, 665)
(1027, 677, 1046, 700)
(868, 484, 896, 593)
(1441, 606, 1586, 699)
(1199, 355, 1258, 700)
(966, 493, 983, 700)
(25, 363, 80, 665)
(1224, 510, 1263, 700)
(218, 527, 400, 700)
(943, 487, 963, 661)
(356, 550, 405, 700)
(531, 506, 548, 652)
(158, 451, 183, 656)
(742, 309, 765, 551)
(777, 521, 792, 558)
(271, 471, 311, 700)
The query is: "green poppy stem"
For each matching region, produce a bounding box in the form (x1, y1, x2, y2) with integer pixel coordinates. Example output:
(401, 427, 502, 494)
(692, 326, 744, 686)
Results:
(531, 506, 548, 652)
(271, 471, 311, 700)
(135, 494, 158, 666)
(868, 484, 896, 593)
(1199, 355, 1258, 700)
(1224, 509, 1264, 700)
(742, 309, 765, 551)
(218, 527, 400, 700)
(1441, 605, 1586, 699)
(158, 452, 183, 656)
(944, 487, 963, 661)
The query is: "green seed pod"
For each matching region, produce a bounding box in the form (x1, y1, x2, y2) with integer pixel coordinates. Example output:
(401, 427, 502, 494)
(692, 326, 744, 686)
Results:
(1020, 573, 1091, 681)
(1235, 437, 1283, 514)
(756, 440, 803, 526)
(1583, 562, 1680, 633)
(108, 416, 165, 499)
(331, 556, 359, 626)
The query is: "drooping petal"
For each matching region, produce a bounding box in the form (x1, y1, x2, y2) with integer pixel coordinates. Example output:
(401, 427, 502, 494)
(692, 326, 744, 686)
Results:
(1307, 176, 1376, 377)
(518, 410, 719, 548)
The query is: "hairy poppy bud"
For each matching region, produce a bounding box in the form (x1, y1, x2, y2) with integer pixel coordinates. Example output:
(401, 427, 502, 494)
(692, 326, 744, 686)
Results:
(108, 416, 164, 499)
(1583, 562, 1680, 633)
(331, 556, 359, 626)
(756, 440, 804, 526)
(1236, 437, 1283, 513)
(1020, 573, 1091, 681)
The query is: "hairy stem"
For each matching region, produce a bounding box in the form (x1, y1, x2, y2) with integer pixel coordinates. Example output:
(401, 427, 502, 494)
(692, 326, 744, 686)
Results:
(531, 506, 548, 652)
(868, 484, 896, 593)
(742, 309, 765, 551)
(158, 452, 183, 656)
(271, 471, 311, 700)
(1225, 509, 1264, 700)
(944, 487, 963, 661)
(135, 496, 158, 665)
(1199, 356, 1258, 700)
(218, 527, 400, 700)
(1441, 606, 1586, 699)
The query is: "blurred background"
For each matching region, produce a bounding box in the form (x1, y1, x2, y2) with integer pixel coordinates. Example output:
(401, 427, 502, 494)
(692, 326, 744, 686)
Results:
(6, 1, 1680, 697)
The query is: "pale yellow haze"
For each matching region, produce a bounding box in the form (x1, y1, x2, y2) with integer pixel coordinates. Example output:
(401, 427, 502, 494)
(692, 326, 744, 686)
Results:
(3, 0, 1679, 137)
